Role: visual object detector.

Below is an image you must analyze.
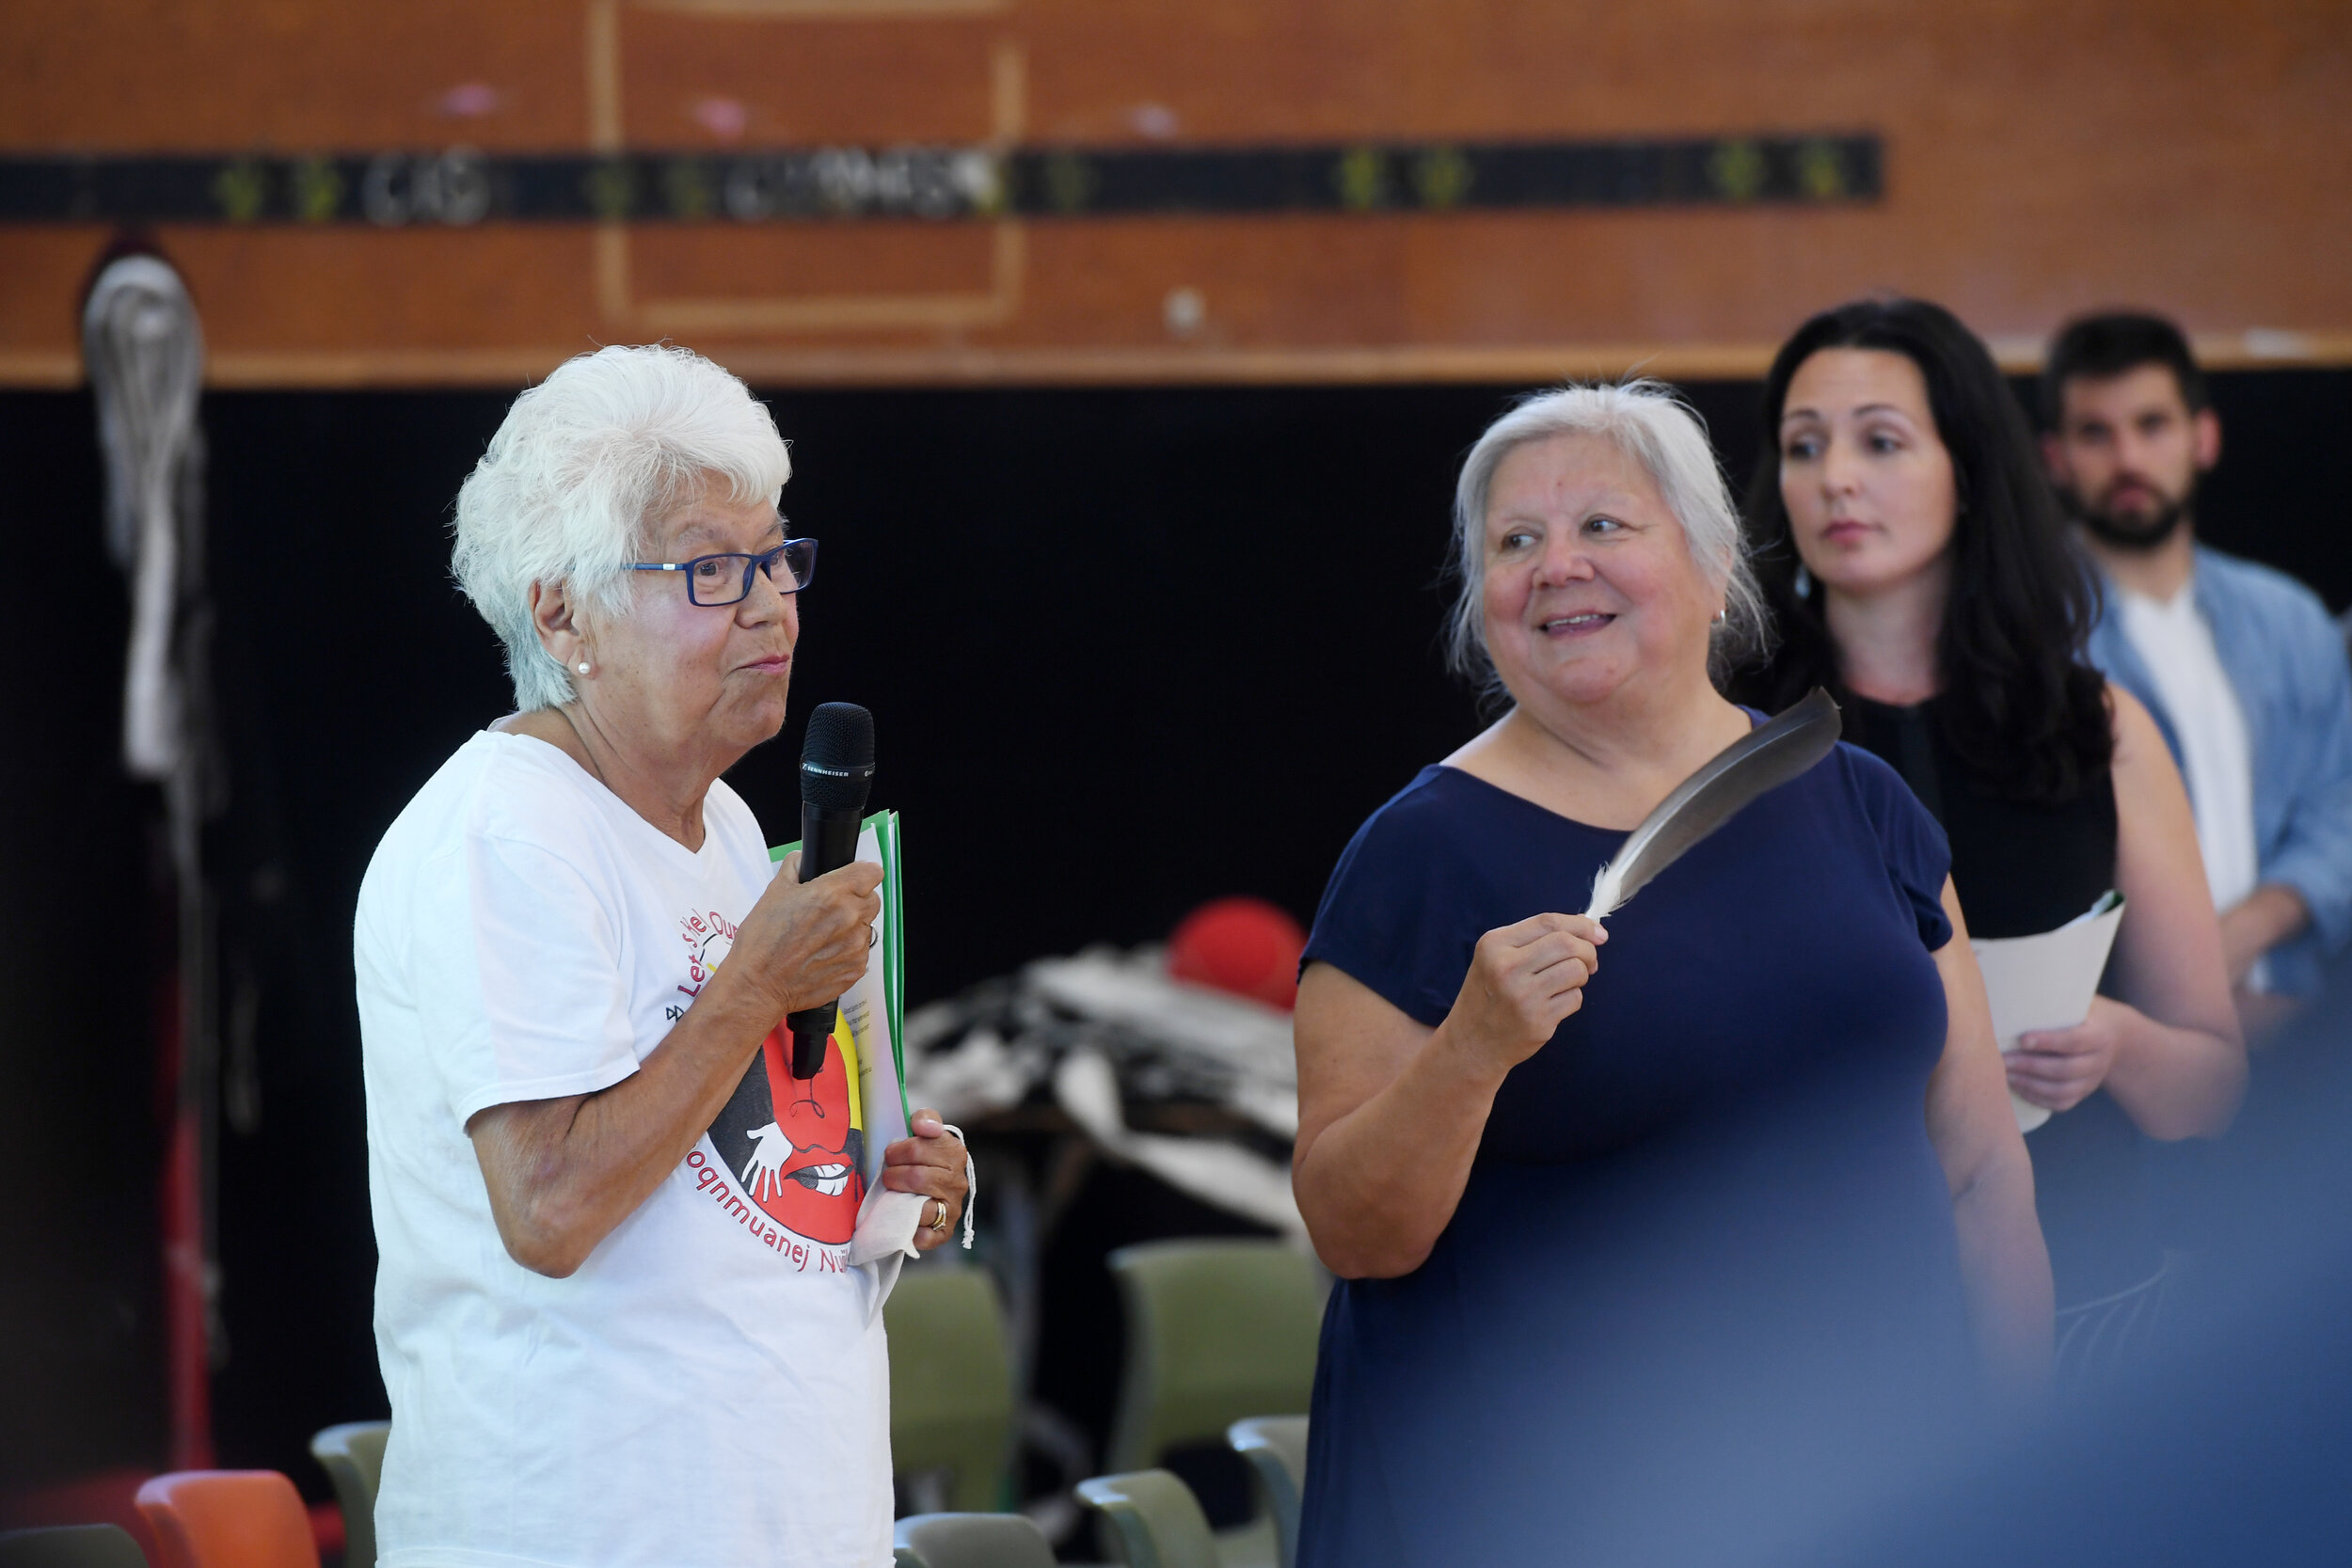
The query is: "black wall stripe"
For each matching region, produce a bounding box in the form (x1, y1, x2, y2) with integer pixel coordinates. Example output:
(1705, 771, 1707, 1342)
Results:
(0, 135, 1878, 226)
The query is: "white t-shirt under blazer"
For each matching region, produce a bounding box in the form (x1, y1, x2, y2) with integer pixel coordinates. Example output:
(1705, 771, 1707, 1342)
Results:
(2115, 581, 2269, 990)
(356, 730, 892, 1568)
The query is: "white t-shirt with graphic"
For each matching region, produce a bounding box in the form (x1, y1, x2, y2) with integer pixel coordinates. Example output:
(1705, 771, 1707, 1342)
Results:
(356, 730, 892, 1568)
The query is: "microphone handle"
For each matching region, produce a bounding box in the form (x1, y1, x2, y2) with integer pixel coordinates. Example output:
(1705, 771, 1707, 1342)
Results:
(785, 800, 866, 1078)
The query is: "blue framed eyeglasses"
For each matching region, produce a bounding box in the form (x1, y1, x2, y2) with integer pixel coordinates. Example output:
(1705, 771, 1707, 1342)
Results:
(628, 537, 818, 606)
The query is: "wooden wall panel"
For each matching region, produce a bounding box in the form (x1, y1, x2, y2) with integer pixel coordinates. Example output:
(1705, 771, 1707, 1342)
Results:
(1, 0, 2345, 385)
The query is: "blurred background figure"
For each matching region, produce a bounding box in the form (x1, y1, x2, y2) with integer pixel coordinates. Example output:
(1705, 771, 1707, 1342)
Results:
(1738, 298, 2244, 1385)
(2042, 314, 2352, 1041)
(1809, 982, 2352, 1568)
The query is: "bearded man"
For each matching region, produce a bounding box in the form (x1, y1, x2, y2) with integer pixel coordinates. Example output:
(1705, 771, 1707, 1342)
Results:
(2043, 312, 2352, 1030)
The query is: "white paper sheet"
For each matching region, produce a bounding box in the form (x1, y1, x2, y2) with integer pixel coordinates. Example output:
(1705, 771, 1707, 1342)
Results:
(1971, 893, 2125, 1133)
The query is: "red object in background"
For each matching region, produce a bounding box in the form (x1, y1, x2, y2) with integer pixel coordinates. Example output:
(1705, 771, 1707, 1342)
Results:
(156, 963, 214, 1472)
(309, 1502, 343, 1558)
(1167, 896, 1308, 1011)
(135, 1470, 321, 1568)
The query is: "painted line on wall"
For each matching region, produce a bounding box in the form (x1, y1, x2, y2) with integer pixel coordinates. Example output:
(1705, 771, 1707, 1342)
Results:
(0, 135, 1879, 227)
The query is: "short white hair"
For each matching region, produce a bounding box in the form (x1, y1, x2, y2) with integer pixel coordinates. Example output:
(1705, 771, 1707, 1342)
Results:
(1445, 380, 1765, 698)
(452, 344, 790, 711)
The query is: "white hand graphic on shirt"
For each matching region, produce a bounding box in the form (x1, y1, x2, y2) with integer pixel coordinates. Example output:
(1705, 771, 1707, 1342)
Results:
(741, 1121, 790, 1202)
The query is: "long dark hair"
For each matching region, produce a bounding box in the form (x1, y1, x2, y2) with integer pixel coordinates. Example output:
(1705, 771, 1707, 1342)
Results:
(1732, 297, 2112, 803)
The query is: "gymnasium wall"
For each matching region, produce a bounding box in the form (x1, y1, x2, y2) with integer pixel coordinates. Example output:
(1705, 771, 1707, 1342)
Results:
(3, 0, 2346, 387)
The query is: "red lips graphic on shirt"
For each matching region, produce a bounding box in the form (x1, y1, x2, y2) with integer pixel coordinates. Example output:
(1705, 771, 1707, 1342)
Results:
(733, 1024, 866, 1243)
(691, 910, 868, 1251)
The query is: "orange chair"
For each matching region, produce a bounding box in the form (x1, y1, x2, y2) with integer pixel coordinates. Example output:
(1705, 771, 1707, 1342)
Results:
(133, 1473, 318, 1568)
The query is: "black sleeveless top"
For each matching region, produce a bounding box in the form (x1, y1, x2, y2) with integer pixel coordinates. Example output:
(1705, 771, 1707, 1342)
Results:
(1842, 694, 2157, 1308)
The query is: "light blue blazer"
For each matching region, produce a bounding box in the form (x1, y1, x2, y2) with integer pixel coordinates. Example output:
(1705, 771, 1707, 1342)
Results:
(2084, 545, 2352, 996)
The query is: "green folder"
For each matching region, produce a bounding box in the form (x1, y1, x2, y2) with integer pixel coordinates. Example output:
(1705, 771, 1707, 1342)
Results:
(771, 808, 907, 1122)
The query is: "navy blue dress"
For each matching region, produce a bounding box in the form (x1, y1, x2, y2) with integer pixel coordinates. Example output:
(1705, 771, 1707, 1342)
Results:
(1296, 741, 1974, 1566)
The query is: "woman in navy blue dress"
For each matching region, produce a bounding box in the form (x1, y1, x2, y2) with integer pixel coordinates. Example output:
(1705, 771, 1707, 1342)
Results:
(1290, 383, 2052, 1565)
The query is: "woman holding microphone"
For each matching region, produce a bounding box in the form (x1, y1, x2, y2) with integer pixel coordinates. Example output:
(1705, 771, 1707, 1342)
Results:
(358, 345, 967, 1568)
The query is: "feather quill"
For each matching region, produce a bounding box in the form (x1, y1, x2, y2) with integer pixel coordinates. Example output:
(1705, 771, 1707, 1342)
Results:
(1583, 688, 1842, 919)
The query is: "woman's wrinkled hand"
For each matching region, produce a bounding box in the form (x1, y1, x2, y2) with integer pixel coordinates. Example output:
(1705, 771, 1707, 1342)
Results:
(1443, 912, 1606, 1076)
(2007, 994, 2127, 1114)
(884, 1109, 971, 1252)
(724, 850, 885, 1022)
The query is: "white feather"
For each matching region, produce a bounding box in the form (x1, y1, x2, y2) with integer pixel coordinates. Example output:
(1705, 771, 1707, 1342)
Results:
(1582, 689, 1842, 920)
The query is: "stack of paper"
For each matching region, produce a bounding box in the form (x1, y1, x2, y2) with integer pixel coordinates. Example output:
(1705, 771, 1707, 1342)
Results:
(1971, 891, 2124, 1133)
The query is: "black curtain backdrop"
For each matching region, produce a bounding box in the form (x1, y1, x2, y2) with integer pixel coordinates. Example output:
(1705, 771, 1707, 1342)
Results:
(4, 371, 2346, 1493)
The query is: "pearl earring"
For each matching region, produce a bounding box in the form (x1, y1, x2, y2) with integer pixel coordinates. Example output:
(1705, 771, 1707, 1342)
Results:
(577, 662, 591, 675)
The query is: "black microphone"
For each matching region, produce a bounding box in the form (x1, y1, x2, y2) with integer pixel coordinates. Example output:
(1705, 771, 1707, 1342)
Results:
(785, 703, 875, 1079)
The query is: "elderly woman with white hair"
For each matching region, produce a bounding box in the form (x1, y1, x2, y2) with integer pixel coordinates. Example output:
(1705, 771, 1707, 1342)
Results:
(1289, 383, 2051, 1565)
(356, 345, 967, 1568)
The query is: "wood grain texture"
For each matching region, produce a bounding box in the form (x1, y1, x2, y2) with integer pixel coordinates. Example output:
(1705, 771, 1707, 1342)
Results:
(2, 0, 2344, 384)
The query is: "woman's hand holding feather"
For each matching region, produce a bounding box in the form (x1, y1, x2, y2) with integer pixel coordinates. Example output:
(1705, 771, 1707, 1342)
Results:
(1443, 912, 1607, 1077)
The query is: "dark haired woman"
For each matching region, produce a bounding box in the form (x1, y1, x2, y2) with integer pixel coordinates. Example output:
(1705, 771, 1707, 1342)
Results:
(1735, 297, 2244, 1378)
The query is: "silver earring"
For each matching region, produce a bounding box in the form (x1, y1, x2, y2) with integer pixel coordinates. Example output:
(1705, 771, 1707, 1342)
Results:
(1793, 564, 1815, 598)
(577, 662, 591, 675)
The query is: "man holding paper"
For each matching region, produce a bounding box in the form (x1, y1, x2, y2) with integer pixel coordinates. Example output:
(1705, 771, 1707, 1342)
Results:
(2043, 312, 2352, 1031)
(356, 345, 967, 1568)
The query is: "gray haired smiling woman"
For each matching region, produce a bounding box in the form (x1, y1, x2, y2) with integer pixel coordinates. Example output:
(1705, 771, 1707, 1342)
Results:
(1287, 382, 2050, 1565)
(355, 345, 967, 1568)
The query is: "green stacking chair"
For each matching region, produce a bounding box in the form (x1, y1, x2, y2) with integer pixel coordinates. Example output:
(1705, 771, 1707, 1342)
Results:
(891, 1512, 1057, 1568)
(1224, 1418, 1308, 1568)
(1076, 1470, 1221, 1568)
(0, 1527, 150, 1568)
(1103, 1241, 1321, 1472)
(310, 1421, 389, 1568)
(883, 1262, 1019, 1513)
(1104, 1241, 1320, 1566)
